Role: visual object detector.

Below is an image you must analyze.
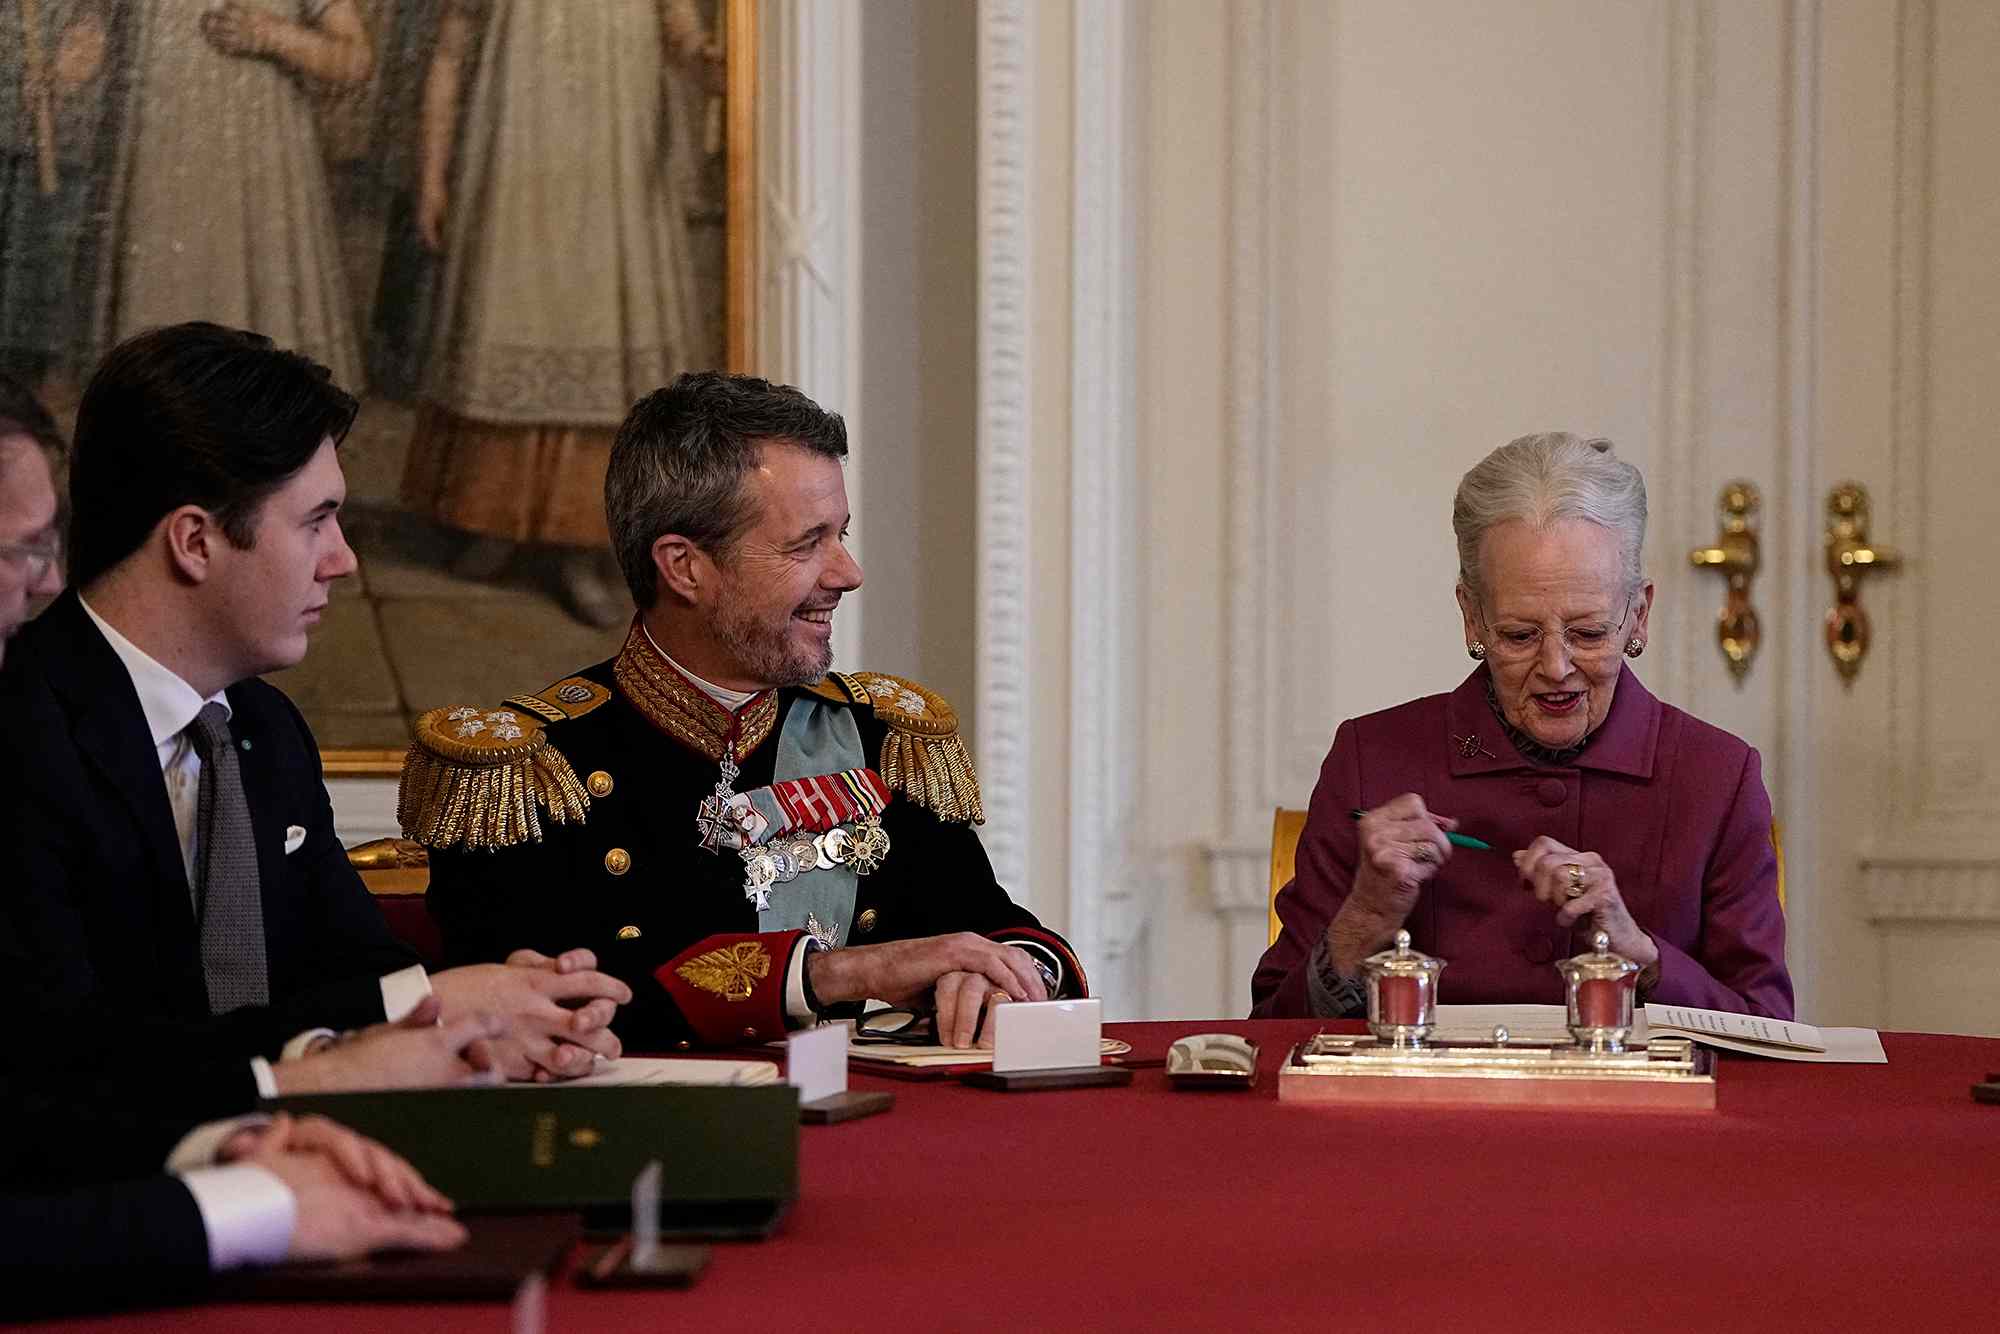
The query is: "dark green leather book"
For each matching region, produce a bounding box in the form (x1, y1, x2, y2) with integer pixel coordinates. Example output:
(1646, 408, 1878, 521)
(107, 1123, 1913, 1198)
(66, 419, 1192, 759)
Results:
(268, 1085, 798, 1236)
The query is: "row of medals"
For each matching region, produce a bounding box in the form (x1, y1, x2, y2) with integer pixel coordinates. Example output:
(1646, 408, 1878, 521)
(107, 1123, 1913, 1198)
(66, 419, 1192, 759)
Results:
(739, 815, 892, 901)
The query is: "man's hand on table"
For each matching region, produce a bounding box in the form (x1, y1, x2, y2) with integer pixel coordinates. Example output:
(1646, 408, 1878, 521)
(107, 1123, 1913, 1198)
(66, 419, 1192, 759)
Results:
(431, 949, 633, 1082)
(271, 997, 508, 1095)
(229, 1112, 467, 1262)
(807, 933, 1050, 1049)
(220, 1112, 451, 1214)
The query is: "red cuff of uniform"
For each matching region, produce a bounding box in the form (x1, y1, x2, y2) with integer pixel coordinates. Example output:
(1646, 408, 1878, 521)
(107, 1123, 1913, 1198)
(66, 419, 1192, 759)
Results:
(990, 926, 1088, 998)
(655, 930, 803, 1046)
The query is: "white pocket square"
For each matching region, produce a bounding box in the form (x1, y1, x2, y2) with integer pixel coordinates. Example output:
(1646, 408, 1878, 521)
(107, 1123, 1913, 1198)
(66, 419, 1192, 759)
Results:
(283, 825, 307, 855)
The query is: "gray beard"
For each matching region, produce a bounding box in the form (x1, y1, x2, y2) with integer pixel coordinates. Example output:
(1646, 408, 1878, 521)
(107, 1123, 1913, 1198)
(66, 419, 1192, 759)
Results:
(710, 602, 832, 688)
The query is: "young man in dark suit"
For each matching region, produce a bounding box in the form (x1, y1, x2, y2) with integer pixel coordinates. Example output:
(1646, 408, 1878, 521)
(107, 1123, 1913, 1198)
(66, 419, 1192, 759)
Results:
(0, 324, 632, 1119)
(0, 372, 484, 1318)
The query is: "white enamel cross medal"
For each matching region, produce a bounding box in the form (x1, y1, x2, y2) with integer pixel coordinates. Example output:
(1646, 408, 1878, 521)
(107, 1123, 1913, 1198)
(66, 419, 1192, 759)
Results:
(696, 743, 744, 853)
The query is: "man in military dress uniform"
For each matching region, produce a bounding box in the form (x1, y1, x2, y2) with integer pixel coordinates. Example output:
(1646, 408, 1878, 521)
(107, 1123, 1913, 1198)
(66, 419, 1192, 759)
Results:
(405, 372, 1084, 1049)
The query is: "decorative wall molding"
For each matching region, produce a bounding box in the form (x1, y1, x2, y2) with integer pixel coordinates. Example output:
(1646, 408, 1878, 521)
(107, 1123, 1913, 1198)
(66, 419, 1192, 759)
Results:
(1066, 0, 1147, 1010)
(759, 0, 864, 670)
(1858, 856, 2000, 922)
(1204, 0, 1283, 921)
(1658, 0, 1709, 714)
(327, 779, 402, 848)
(1885, 0, 1936, 830)
(1774, 0, 1826, 1016)
(973, 0, 1035, 896)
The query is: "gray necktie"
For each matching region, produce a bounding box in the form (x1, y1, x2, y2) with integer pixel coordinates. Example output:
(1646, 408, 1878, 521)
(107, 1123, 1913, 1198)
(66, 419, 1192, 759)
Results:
(188, 703, 269, 1014)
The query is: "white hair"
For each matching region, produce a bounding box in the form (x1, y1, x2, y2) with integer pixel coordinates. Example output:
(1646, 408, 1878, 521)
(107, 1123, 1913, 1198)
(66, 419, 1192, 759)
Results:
(1452, 432, 1647, 607)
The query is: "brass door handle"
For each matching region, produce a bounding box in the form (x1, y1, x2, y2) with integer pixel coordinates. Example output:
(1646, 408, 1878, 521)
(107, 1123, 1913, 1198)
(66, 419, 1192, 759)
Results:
(1824, 482, 1902, 683)
(1688, 481, 1761, 682)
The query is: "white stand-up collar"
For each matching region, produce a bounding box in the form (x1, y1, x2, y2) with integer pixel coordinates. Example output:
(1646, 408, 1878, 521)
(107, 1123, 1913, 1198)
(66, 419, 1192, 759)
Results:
(643, 623, 760, 713)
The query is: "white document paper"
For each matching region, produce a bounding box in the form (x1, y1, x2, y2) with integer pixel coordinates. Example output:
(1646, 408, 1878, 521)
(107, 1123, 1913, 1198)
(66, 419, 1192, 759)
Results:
(1640, 1000, 1888, 1064)
(518, 1056, 781, 1088)
(787, 1022, 849, 1104)
(849, 1037, 1130, 1069)
(1432, 1003, 1636, 1046)
(1645, 1004, 1824, 1050)
(1643, 1004, 1885, 1062)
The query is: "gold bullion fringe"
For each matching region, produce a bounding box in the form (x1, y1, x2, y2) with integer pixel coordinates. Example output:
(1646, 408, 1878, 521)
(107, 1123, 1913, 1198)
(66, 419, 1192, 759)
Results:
(877, 729, 985, 826)
(398, 741, 591, 851)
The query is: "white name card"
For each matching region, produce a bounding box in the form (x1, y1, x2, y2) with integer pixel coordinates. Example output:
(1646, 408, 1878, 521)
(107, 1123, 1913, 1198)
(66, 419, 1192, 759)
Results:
(991, 998, 1102, 1073)
(787, 1021, 850, 1105)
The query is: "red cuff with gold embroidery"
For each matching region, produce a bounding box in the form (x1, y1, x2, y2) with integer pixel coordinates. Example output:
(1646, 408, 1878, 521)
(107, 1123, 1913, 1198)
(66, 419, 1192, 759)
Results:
(990, 927, 1088, 998)
(656, 930, 803, 1047)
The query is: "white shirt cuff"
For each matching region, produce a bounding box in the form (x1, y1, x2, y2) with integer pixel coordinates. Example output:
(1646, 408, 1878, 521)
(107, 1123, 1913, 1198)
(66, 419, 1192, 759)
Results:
(380, 964, 432, 1022)
(177, 1162, 296, 1271)
(250, 1056, 279, 1100)
(278, 1028, 339, 1064)
(165, 1115, 271, 1174)
(784, 939, 814, 1024)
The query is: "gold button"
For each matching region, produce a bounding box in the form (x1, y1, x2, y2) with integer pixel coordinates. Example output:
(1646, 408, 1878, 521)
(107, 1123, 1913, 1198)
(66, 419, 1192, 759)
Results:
(604, 848, 631, 875)
(674, 1040, 691, 1052)
(616, 925, 641, 940)
(741, 1026, 759, 1041)
(587, 770, 614, 798)
(855, 908, 879, 934)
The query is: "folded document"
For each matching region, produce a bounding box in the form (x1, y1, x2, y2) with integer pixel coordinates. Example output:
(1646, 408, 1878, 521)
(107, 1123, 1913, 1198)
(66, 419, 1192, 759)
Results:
(507, 1056, 780, 1088)
(1643, 1004, 1886, 1063)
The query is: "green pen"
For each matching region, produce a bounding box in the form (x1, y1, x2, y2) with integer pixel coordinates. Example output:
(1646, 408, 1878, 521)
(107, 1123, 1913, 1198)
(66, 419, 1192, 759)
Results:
(1348, 809, 1494, 851)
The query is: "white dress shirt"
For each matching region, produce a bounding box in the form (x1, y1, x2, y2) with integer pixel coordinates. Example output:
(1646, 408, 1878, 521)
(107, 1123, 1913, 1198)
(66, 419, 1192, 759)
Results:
(77, 599, 431, 1094)
(167, 1117, 293, 1269)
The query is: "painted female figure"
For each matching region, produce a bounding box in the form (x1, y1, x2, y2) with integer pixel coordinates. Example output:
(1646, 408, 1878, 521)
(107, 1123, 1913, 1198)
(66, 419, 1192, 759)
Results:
(398, 0, 718, 626)
(90, 1, 372, 386)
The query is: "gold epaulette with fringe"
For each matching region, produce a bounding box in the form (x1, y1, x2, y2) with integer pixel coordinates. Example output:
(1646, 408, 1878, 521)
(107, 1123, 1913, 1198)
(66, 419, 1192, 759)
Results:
(830, 671, 985, 826)
(398, 705, 590, 851)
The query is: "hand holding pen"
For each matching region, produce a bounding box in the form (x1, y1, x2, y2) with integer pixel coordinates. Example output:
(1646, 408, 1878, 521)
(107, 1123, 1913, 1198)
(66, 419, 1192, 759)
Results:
(1348, 808, 1493, 852)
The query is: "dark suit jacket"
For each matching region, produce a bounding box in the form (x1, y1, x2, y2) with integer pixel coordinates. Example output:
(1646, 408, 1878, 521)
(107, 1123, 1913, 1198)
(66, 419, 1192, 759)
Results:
(0, 592, 417, 1118)
(1253, 667, 1794, 1018)
(0, 1178, 211, 1318)
(0, 1091, 219, 1318)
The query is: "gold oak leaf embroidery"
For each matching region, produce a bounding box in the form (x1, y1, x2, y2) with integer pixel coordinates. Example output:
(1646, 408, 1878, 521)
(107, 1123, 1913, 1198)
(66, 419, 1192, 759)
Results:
(674, 942, 771, 1001)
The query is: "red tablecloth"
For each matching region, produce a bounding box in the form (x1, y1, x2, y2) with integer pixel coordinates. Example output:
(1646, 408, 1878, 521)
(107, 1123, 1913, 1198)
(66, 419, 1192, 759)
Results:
(48, 1021, 2000, 1332)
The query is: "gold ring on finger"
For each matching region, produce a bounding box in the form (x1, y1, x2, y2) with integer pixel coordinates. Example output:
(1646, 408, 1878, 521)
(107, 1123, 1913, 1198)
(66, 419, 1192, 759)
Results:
(1563, 863, 1587, 899)
(1411, 842, 1436, 865)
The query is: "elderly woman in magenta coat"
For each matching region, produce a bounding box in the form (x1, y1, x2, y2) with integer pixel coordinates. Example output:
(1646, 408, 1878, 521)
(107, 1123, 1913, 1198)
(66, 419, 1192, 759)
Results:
(1253, 433, 1793, 1020)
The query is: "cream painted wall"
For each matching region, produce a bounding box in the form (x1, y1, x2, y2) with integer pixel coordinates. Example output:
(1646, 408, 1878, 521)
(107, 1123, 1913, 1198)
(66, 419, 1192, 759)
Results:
(1022, 0, 1995, 1030)
(331, 1, 1996, 1034)
(855, 0, 981, 720)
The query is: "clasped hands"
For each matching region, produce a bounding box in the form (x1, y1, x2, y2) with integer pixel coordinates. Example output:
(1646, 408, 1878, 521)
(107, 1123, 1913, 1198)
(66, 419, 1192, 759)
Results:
(273, 948, 631, 1094)
(1328, 794, 1659, 976)
(806, 932, 1049, 1049)
(219, 1113, 464, 1262)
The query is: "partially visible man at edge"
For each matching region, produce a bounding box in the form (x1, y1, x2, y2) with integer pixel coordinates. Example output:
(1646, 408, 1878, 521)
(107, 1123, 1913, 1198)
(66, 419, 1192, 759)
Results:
(0, 373, 473, 1319)
(407, 371, 1085, 1049)
(0, 325, 633, 1125)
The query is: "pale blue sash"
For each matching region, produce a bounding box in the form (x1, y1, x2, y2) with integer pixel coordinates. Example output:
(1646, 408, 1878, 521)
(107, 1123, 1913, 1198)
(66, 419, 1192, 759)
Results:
(754, 698, 867, 944)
